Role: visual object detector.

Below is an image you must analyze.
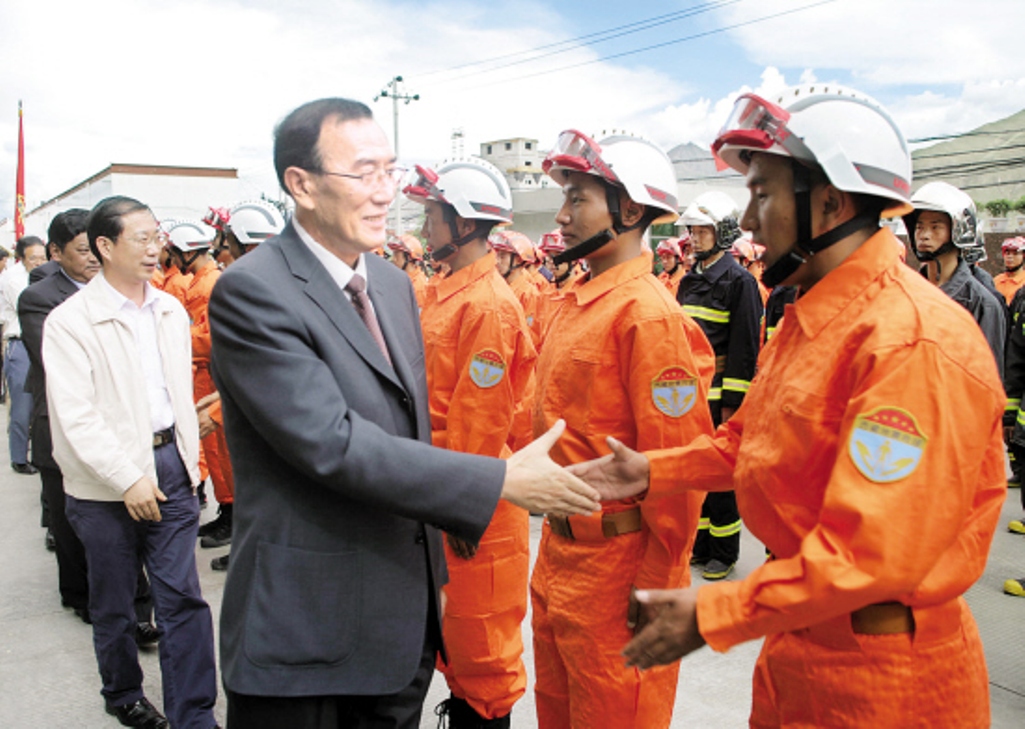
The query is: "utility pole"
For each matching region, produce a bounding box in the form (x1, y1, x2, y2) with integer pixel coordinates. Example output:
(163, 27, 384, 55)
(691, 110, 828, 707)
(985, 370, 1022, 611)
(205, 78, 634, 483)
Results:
(375, 76, 419, 235)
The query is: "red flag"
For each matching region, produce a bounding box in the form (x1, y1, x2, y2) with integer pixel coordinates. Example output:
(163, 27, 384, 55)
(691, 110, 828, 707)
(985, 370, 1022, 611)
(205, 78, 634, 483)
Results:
(14, 101, 25, 240)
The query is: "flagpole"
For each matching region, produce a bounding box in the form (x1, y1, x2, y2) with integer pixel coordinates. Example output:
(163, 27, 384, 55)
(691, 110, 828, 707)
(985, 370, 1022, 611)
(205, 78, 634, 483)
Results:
(15, 100, 25, 241)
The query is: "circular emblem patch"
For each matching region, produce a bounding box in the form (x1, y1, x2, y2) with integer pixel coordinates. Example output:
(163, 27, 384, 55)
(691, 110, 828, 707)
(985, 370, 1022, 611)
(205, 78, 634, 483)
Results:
(469, 349, 506, 389)
(848, 407, 927, 483)
(651, 366, 697, 418)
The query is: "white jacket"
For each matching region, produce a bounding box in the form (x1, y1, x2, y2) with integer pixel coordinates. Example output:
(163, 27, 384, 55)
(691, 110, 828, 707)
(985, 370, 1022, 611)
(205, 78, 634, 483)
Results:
(43, 274, 201, 502)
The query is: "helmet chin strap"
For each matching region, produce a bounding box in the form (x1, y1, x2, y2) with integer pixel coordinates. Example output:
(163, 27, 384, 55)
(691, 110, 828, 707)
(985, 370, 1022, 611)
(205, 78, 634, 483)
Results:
(693, 247, 718, 263)
(761, 161, 880, 288)
(430, 206, 482, 263)
(1007, 261, 1023, 274)
(552, 182, 641, 266)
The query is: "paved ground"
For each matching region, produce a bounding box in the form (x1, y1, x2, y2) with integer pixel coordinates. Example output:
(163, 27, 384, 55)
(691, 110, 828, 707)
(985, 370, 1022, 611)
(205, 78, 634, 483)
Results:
(1, 453, 1023, 727)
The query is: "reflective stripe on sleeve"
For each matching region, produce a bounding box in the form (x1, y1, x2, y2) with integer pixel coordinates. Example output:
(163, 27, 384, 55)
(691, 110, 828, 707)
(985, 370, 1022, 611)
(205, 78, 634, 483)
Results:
(723, 378, 751, 394)
(708, 387, 722, 401)
(683, 305, 731, 324)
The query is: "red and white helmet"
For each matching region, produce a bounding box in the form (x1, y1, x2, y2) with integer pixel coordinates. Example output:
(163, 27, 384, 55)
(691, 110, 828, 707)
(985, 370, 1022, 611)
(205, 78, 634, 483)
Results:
(656, 237, 684, 259)
(228, 200, 285, 245)
(543, 130, 679, 224)
(713, 84, 912, 215)
(538, 229, 565, 256)
(387, 233, 424, 261)
(680, 191, 744, 250)
(731, 236, 757, 263)
(1002, 236, 1025, 253)
(403, 156, 513, 224)
(489, 230, 536, 263)
(166, 220, 216, 252)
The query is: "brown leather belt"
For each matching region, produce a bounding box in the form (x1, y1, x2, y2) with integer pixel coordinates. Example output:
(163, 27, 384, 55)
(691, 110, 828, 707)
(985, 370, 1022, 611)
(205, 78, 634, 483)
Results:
(714, 355, 727, 374)
(152, 427, 175, 449)
(850, 602, 914, 635)
(548, 508, 642, 541)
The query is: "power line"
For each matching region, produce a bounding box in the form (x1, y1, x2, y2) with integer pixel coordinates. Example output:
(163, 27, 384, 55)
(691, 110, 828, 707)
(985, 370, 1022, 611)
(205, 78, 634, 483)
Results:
(451, 0, 843, 90)
(909, 127, 1025, 144)
(913, 140, 1025, 161)
(419, 0, 745, 87)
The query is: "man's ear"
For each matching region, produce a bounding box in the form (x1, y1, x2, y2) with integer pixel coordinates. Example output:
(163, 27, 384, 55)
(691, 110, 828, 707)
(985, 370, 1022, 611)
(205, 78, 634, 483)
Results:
(815, 183, 855, 232)
(455, 215, 477, 238)
(619, 192, 645, 227)
(284, 167, 315, 211)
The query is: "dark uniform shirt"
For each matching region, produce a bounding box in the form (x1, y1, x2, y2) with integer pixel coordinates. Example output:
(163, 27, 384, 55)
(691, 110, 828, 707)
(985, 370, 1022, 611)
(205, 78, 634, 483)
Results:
(1005, 286, 1025, 439)
(933, 259, 1005, 379)
(762, 285, 798, 347)
(678, 252, 763, 424)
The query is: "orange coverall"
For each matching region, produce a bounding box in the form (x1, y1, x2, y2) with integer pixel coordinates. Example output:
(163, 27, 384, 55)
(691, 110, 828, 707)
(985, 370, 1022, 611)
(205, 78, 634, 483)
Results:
(186, 262, 234, 506)
(531, 253, 715, 729)
(421, 252, 537, 720)
(406, 264, 428, 309)
(994, 268, 1025, 305)
(508, 272, 542, 350)
(657, 265, 685, 298)
(646, 230, 1004, 727)
(154, 267, 192, 308)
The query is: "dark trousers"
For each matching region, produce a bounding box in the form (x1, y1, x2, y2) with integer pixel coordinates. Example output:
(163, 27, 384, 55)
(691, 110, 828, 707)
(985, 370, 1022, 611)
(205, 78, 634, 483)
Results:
(65, 444, 217, 729)
(226, 602, 439, 729)
(693, 491, 741, 565)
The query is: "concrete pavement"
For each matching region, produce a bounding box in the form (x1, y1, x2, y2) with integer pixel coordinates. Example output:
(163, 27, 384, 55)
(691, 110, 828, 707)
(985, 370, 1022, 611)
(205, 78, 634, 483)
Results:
(1, 456, 1023, 727)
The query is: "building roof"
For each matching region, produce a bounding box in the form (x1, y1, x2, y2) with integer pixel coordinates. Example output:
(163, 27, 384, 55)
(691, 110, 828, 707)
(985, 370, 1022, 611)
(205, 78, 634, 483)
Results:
(28, 163, 238, 216)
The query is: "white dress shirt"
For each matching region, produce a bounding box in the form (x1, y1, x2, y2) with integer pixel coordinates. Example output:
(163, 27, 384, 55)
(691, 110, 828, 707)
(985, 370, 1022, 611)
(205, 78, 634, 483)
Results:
(0, 261, 28, 341)
(293, 218, 372, 307)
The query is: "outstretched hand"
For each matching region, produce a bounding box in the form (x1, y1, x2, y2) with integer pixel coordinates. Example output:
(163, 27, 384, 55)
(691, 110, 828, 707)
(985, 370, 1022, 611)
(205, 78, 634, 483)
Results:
(503, 420, 600, 517)
(566, 436, 651, 502)
(622, 587, 706, 669)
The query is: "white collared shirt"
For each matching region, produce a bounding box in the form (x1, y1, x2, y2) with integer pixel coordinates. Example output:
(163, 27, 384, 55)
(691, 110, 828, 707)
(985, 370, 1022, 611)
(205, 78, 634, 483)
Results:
(96, 274, 176, 433)
(0, 261, 28, 340)
(293, 218, 372, 306)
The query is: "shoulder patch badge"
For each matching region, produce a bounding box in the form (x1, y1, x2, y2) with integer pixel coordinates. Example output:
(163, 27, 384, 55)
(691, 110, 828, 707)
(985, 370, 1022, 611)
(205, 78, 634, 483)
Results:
(469, 349, 506, 389)
(848, 407, 927, 483)
(652, 366, 697, 418)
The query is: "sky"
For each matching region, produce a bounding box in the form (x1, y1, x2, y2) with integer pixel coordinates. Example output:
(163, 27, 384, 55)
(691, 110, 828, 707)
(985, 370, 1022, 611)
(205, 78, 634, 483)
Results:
(2, 0, 1024, 219)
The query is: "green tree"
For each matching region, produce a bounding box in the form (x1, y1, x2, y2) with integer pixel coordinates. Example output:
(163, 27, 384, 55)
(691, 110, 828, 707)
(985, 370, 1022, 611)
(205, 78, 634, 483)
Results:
(1013, 195, 1025, 215)
(984, 199, 1013, 218)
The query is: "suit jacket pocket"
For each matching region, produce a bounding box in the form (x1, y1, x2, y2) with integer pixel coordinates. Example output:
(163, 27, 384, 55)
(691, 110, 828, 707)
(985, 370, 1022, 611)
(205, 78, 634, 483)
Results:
(244, 541, 361, 667)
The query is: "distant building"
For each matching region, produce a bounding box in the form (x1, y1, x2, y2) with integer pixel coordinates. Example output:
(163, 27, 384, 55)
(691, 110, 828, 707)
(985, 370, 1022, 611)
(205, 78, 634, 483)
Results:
(11, 163, 241, 245)
(480, 138, 551, 190)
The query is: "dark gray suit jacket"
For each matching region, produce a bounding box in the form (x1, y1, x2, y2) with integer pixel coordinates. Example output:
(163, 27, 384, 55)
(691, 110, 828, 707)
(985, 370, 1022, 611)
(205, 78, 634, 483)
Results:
(209, 223, 504, 698)
(19, 268, 81, 470)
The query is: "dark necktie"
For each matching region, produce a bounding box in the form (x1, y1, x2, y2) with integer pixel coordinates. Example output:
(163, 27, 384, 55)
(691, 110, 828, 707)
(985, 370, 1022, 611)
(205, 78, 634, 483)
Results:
(345, 273, 392, 367)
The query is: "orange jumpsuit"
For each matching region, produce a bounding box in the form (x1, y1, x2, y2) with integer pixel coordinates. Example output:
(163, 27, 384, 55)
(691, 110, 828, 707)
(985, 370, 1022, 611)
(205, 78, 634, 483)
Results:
(657, 265, 686, 298)
(421, 252, 537, 721)
(186, 262, 234, 506)
(647, 229, 1004, 727)
(994, 268, 1025, 305)
(531, 254, 715, 729)
(154, 267, 192, 308)
(508, 271, 542, 349)
(406, 264, 428, 309)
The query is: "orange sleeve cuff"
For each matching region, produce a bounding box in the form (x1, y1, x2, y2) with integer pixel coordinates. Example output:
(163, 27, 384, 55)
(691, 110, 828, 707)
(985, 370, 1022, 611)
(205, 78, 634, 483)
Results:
(647, 447, 687, 498)
(696, 581, 756, 653)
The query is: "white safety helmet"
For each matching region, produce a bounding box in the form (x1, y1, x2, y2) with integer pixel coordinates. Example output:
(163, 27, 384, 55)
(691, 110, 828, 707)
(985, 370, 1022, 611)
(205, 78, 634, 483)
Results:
(713, 84, 912, 215)
(680, 191, 743, 250)
(403, 156, 513, 224)
(166, 220, 216, 252)
(711, 84, 911, 286)
(228, 200, 285, 245)
(543, 129, 679, 225)
(902, 181, 978, 258)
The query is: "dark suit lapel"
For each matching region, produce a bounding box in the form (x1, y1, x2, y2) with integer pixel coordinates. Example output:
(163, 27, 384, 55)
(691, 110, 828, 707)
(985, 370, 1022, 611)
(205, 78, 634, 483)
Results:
(53, 270, 80, 302)
(277, 225, 405, 392)
(366, 259, 419, 404)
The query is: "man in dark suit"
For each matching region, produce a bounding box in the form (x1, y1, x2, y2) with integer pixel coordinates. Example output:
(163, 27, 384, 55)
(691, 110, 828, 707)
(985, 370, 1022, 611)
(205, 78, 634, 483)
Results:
(210, 98, 599, 729)
(18, 210, 157, 640)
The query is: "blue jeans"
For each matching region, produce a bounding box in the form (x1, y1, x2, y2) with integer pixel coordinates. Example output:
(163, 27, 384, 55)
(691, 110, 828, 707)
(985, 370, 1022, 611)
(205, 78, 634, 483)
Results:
(66, 443, 217, 729)
(5, 338, 32, 464)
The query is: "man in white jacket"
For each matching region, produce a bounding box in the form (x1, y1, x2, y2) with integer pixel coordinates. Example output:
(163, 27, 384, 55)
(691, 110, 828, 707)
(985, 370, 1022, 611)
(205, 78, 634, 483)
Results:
(43, 196, 218, 729)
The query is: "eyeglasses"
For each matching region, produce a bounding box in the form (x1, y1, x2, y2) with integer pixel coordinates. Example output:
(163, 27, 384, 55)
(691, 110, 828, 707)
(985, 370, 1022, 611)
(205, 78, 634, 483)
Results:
(317, 166, 408, 188)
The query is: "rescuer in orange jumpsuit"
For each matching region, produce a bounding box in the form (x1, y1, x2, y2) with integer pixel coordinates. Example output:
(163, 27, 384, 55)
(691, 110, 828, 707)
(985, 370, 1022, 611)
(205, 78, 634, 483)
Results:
(995, 236, 1025, 305)
(655, 235, 688, 297)
(531, 130, 715, 729)
(404, 157, 534, 728)
(153, 241, 192, 306)
(535, 230, 579, 348)
(386, 233, 428, 308)
(491, 230, 543, 349)
(166, 220, 236, 554)
(573, 86, 1004, 728)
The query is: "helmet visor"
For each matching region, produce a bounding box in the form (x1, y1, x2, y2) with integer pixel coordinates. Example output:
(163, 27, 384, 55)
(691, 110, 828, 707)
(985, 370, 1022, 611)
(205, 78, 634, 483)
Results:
(543, 129, 620, 183)
(402, 164, 446, 204)
(712, 93, 814, 164)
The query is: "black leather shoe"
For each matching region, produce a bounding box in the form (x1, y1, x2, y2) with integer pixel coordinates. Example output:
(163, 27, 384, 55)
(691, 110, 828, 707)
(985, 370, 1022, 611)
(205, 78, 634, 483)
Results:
(105, 697, 169, 728)
(210, 553, 230, 571)
(12, 462, 38, 475)
(135, 621, 160, 648)
(45, 529, 56, 552)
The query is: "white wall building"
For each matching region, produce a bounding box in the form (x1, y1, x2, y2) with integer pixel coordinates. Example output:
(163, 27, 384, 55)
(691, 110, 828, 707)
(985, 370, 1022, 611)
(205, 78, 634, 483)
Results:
(13, 163, 241, 246)
(479, 138, 552, 191)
